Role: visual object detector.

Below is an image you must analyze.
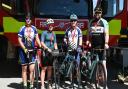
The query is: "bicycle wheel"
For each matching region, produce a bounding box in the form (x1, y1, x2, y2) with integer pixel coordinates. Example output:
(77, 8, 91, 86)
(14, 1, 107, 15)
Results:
(34, 60, 39, 89)
(76, 64, 82, 89)
(95, 63, 107, 89)
(69, 62, 75, 89)
(53, 58, 60, 89)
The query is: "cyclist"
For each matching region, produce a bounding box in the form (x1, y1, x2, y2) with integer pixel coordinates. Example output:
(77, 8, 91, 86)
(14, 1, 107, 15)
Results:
(18, 16, 41, 89)
(40, 18, 58, 89)
(63, 14, 82, 83)
(64, 14, 82, 63)
(86, 7, 109, 88)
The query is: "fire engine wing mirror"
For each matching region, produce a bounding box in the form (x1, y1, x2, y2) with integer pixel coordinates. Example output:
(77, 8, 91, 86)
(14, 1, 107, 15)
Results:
(101, 0, 108, 15)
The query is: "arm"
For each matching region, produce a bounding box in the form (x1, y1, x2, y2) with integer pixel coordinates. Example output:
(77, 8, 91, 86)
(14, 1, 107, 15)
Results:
(18, 26, 26, 50)
(86, 19, 92, 45)
(105, 24, 109, 44)
(78, 29, 83, 46)
(18, 37, 26, 50)
(35, 34, 41, 47)
(41, 32, 48, 50)
(63, 29, 68, 44)
(40, 31, 51, 51)
(103, 19, 109, 44)
(53, 33, 58, 49)
(104, 19, 109, 49)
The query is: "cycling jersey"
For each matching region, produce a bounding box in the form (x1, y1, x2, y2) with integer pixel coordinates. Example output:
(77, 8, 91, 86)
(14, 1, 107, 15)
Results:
(64, 26, 82, 50)
(41, 30, 57, 50)
(89, 18, 109, 48)
(18, 25, 38, 49)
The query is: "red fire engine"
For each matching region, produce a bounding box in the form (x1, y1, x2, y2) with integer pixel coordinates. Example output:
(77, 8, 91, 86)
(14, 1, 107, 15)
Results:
(0, 0, 127, 60)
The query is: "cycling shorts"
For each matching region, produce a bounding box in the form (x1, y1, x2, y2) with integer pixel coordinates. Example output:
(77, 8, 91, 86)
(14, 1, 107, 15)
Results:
(41, 52, 53, 67)
(19, 48, 36, 65)
(93, 46, 106, 61)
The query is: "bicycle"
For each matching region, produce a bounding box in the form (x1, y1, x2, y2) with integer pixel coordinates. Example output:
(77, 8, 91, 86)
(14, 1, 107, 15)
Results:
(27, 47, 43, 89)
(52, 49, 65, 89)
(81, 48, 107, 89)
(56, 49, 81, 89)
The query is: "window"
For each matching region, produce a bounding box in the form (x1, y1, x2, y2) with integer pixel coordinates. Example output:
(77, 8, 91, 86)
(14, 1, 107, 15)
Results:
(36, 0, 88, 17)
(2, 0, 12, 10)
(1, 0, 25, 15)
(105, 0, 124, 17)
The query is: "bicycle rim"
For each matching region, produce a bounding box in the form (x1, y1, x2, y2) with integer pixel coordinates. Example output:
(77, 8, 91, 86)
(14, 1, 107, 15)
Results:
(95, 63, 107, 89)
(35, 61, 39, 89)
(77, 66, 82, 89)
(53, 59, 60, 89)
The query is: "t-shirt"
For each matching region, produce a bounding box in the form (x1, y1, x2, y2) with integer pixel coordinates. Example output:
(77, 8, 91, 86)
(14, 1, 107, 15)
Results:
(18, 25, 37, 49)
(41, 30, 57, 49)
(88, 18, 109, 48)
(64, 26, 82, 50)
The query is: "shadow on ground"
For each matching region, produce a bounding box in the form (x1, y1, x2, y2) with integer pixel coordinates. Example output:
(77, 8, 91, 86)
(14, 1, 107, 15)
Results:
(0, 59, 21, 78)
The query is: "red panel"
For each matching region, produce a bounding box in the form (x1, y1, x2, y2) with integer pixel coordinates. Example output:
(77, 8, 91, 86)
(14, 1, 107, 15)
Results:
(4, 33, 19, 46)
(34, 18, 89, 31)
(109, 35, 120, 46)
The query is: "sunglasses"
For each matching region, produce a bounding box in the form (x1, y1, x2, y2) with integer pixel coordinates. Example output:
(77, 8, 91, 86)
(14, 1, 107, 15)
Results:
(48, 23, 54, 27)
(95, 12, 102, 14)
(70, 20, 77, 22)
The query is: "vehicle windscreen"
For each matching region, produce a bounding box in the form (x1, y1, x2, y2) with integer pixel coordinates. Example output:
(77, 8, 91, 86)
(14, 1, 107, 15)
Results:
(36, 0, 88, 17)
(105, 0, 124, 17)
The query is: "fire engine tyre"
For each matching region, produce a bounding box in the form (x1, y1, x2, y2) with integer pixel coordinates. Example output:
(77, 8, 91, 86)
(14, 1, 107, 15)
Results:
(0, 36, 8, 61)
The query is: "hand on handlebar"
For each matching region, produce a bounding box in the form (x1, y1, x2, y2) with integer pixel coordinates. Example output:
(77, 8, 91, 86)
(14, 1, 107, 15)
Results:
(47, 48, 52, 53)
(105, 44, 109, 49)
(86, 40, 91, 47)
(77, 46, 82, 53)
(23, 48, 28, 53)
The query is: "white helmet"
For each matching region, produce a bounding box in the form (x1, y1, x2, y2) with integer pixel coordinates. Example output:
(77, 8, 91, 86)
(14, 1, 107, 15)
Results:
(70, 14, 78, 20)
(46, 18, 54, 25)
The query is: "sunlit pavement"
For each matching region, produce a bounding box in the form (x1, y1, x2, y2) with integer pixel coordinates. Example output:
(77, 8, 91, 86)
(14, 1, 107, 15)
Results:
(0, 60, 128, 89)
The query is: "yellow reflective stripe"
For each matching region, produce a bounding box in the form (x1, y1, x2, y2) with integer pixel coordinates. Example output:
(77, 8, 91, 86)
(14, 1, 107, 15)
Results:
(38, 29, 87, 35)
(108, 19, 121, 35)
(3, 17, 25, 33)
(0, 32, 4, 35)
(2, 3, 12, 10)
(120, 35, 127, 38)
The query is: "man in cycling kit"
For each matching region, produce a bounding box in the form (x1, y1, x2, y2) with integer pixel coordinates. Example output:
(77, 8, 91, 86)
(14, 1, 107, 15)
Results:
(18, 16, 41, 89)
(40, 18, 58, 89)
(86, 7, 109, 88)
(64, 14, 82, 68)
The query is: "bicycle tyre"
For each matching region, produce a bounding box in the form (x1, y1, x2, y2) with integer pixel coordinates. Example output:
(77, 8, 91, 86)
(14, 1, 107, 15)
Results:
(95, 62, 107, 89)
(76, 65, 82, 89)
(70, 62, 75, 89)
(53, 58, 60, 89)
(35, 60, 39, 89)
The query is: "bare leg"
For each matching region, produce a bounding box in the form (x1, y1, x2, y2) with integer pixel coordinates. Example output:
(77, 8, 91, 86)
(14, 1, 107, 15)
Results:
(47, 66, 52, 89)
(47, 66, 52, 81)
(41, 67, 47, 87)
(29, 63, 35, 85)
(22, 65, 27, 86)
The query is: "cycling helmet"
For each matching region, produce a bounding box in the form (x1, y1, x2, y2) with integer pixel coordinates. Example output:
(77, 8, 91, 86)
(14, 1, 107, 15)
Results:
(70, 14, 78, 20)
(46, 18, 54, 25)
(94, 7, 102, 13)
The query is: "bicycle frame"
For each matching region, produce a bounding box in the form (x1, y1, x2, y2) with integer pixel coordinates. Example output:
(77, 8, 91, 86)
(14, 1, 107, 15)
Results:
(81, 51, 100, 79)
